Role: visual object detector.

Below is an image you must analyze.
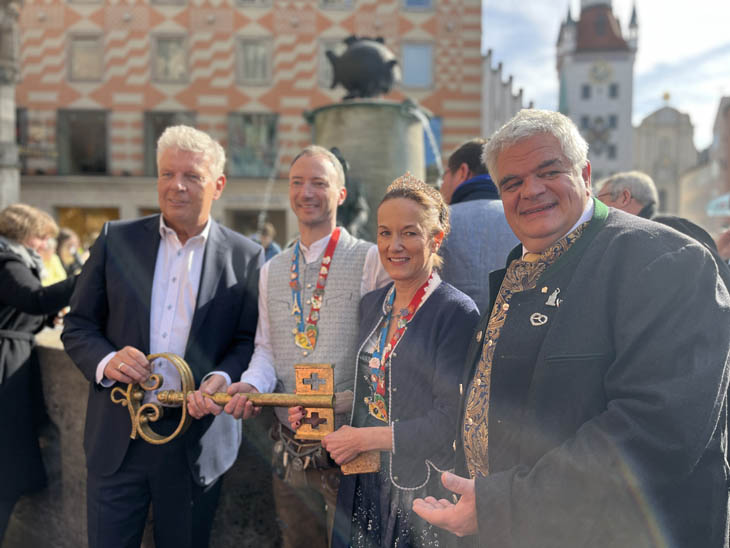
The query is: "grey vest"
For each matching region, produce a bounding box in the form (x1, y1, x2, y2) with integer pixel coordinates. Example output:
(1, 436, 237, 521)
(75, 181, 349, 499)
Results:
(266, 228, 372, 426)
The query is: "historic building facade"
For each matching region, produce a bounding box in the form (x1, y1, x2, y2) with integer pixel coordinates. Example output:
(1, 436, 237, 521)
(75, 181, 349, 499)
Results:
(1, 0, 21, 209)
(556, 0, 637, 182)
(15, 0, 483, 242)
(633, 104, 697, 214)
(481, 48, 532, 139)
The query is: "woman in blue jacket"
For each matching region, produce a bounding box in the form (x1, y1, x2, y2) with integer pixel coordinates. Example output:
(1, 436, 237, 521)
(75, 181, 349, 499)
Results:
(291, 174, 480, 547)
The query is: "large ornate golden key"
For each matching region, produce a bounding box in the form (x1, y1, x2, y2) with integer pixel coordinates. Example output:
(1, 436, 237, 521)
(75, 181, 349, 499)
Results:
(110, 354, 336, 445)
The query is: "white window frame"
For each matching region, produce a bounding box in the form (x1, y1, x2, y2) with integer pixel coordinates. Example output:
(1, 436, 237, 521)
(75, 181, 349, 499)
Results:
(236, 38, 272, 86)
(152, 35, 188, 84)
(68, 34, 103, 82)
(401, 42, 434, 89)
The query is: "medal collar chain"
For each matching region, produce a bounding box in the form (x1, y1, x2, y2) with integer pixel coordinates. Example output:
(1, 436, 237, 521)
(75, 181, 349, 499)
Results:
(366, 272, 434, 423)
(290, 227, 341, 352)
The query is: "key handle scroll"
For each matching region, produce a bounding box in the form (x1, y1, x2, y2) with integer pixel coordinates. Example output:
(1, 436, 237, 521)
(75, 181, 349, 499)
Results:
(111, 355, 336, 445)
(110, 352, 195, 445)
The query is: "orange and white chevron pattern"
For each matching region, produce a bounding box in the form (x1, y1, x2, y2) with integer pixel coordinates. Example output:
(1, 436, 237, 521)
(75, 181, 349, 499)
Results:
(17, 0, 482, 176)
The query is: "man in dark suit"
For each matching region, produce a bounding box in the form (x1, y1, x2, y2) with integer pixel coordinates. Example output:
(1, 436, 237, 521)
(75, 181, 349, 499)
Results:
(62, 125, 262, 548)
(413, 110, 730, 547)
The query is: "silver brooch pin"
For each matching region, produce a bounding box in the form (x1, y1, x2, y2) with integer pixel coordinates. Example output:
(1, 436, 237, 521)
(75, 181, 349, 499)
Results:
(545, 288, 562, 307)
(530, 312, 548, 326)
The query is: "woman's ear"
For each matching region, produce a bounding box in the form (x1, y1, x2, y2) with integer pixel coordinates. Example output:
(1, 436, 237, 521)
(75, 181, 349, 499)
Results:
(432, 230, 445, 251)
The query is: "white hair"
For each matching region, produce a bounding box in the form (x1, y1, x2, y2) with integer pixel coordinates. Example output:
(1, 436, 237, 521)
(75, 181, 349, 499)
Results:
(483, 109, 589, 182)
(156, 125, 226, 179)
(597, 171, 659, 207)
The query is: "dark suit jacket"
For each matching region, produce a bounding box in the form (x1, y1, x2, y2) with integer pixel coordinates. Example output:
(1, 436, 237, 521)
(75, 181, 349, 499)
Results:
(456, 200, 730, 548)
(62, 215, 262, 485)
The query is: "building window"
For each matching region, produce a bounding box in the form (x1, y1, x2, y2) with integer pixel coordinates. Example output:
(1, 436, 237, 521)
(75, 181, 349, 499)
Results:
(153, 36, 187, 83)
(403, 0, 432, 8)
(581, 84, 591, 99)
(69, 35, 103, 81)
(402, 43, 433, 88)
(318, 38, 347, 88)
(57, 110, 108, 175)
(609, 83, 619, 98)
(228, 113, 278, 178)
(607, 144, 617, 159)
(320, 0, 353, 7)
(236, 39, 272, 85)
(580, 115, 589, 129)
(608, 114, 617, 129)
(143, 112, 196, 176)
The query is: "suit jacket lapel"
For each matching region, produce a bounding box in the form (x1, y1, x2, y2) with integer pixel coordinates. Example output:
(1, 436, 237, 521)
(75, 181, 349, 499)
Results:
(186, 221, 226, 354)
(139, 216, 161, 352)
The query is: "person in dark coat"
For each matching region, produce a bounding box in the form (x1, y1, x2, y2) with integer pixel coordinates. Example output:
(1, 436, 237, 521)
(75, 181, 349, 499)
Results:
(413, 109, 730, 548)
(0, 203, 76, 542)
(289, 175, 479, 547)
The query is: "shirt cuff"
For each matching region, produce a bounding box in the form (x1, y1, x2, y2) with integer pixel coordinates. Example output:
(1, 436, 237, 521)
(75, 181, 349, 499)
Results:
(239, 370, 273, 394)
(96, 351, 116, 386)
(202, 371, 232, 387)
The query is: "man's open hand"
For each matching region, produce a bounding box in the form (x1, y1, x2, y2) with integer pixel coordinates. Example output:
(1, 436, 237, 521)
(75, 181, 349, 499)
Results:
(412, 471, 478, 537)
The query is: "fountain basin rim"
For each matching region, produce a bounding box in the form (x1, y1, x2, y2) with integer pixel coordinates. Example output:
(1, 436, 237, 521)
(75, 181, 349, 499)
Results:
(303, 99, 434, 124)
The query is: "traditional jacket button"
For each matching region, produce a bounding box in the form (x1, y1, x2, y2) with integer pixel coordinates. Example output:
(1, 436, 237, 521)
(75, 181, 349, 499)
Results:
(467, 417, 474, 425)
(476, 331, 482, 342)
(459, 383, 463, 395)
(394, 476, 399, 481)
(502, 303, 509, 311)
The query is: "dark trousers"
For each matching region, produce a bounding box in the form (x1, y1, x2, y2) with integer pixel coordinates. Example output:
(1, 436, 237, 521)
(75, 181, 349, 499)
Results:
(86, 437, 222, 548)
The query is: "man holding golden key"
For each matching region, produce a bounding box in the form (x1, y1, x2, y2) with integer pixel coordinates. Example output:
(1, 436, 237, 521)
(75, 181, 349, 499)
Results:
(205, 146, 389, 548)
(62, 126, 263, 548)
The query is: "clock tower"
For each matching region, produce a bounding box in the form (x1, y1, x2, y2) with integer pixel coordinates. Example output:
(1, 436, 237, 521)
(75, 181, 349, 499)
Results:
(556, 1, 638, 181)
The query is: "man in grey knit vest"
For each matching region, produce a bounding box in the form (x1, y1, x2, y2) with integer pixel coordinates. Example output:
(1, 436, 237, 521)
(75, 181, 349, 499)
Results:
(223, 146, 388, 548)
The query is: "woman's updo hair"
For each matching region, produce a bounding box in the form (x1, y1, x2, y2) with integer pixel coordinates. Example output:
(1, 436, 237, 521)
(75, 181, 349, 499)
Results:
(379, 172, 450, 269)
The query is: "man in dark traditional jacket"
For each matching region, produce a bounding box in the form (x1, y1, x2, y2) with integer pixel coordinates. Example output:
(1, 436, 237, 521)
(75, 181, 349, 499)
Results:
(413, 109, 730, 548)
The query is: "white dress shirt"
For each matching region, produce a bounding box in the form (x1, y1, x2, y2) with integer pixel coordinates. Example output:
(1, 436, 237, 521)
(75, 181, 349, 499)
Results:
(240, 232, 390, 393)
(95, 217, 230, 395)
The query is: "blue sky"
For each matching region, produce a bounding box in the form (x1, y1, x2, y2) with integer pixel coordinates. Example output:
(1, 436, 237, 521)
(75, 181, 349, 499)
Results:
(483, 0, 730, 150)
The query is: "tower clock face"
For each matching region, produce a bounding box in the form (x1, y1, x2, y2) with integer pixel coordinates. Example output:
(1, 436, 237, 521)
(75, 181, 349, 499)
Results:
(589, 61, 613, 84)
